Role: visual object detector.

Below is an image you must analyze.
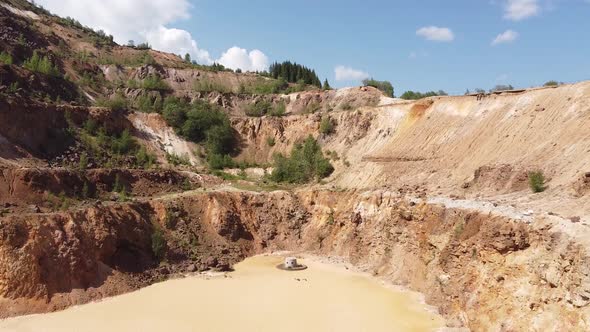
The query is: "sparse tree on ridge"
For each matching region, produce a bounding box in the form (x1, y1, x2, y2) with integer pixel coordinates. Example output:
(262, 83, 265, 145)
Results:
(490, 84, 514, 92)
(362, 78, 394, 97)
(184, 53, 191, 63)
(323, 79, 332, 90)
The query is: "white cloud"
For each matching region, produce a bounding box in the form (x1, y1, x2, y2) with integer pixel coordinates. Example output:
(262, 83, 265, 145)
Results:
(504, 0, 540, 21)
(145, 26, 212, 64)
(492, 30, 519, 45)
(217, 47, 269, 72)
(334, 66, 370, 81)
(31, 0, 268, 69)
(416, 26, 454, 42)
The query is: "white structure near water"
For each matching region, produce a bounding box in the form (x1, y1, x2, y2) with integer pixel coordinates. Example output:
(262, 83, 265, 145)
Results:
(285, 257, 298, 269)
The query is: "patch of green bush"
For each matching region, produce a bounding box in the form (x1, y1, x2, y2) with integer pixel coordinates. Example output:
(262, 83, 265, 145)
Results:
(8, 82, 18, 94)
(136, 94, 163, 113)
(166, 153, 191, 166)
(193, 78, 232, 93)
(246, 100, 272, 117)
(95, 93, 128, 111)
(319, 117, 335, 135)
(400, 90, 448, 100)
(304, 101, 321, 114)
(270, 135, 334, 183)
(161, 98, 236, 169)
(136, 146, 156, 168)
(23, 51, 61, 77)
(151, 225, 167, 260)
(266, 137, 276, 147)
(362, 78, 394, 97)
(0, 52, 13, 65)
(269, 101, 286, 117)
(142, 75, 170, 91)
(207, 153, 235, 170)
(247, 78, 289, 95)
(529, 171, 546, 193)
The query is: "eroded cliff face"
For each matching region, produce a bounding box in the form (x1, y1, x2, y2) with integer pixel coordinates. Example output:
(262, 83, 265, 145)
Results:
(1, 189, 589, 331)
(3, 71, 590, 330)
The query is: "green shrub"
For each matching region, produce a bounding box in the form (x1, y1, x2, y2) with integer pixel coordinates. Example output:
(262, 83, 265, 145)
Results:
(400, 90, 448, 100)
(136, 42, 151, 50)
(207, 153, 235, 170)
(136, 94, 162, 113)
(151, 225, 167, 260)
(96, 93, 128, 111)
(193, 79, 231, 93)
(267, 137, 276, 147)
(0, 52, 13, 65)
(543, 81, 559, 87)
(23, 51, 61, 77)
(490, 85, 514, 92)
(319, 117, 335, 135)
(112, 129, 135, 154)
(126, 79, 140, 89)
(248, 78, 289, 94)
(136, 146, 156, 168)
(162, 97, 188, 127)
(305, 101, 321, 114)
(166, 153, 191, 166)
(161, 98, 236, 169)
(270, 135, 334, 183)
(142, 75, 170, 91)
(269, 101, 286, 117)
(8, 82, 18, 94)
(113, 174, 123, 193)
(246, 100, 272, 117)
(78, 152, 89, 170)
(81, 182, 90, 199)
(83, 119, 98, 135)
(529, 171, 546, 193)
(362, 78, 394, 97)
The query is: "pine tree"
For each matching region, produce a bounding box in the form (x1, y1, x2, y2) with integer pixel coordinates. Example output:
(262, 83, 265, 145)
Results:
(323, 79, 332, 90)
(184, 53, 191, 63)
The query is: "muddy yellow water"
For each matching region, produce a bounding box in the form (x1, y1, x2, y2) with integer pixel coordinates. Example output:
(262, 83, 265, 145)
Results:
(0, 255, 444, 332)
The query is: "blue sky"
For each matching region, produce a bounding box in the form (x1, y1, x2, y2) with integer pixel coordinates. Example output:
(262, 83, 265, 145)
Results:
(36, 0, 590, 95)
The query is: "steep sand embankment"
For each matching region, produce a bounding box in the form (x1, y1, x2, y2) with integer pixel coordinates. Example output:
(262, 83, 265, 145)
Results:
(231, 82, 590, 217)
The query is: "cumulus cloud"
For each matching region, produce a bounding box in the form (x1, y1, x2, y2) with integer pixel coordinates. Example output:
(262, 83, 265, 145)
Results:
(217, 47, 269, 72)
(31, 0, 268, 69)
(33, 0, 191, 44)
(492, 30, 519, 45)
(145, 26, 212, 64)
(504, 0, 540, 21)
(416, 26, 454, 42)
(334, 66, 370, 81)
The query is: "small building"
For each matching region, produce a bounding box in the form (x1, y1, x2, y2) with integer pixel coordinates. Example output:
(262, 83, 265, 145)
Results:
(285, 257, 298, 269)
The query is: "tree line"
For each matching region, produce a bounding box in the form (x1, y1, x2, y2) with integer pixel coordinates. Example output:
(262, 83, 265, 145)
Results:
(268, 61, 322, 88)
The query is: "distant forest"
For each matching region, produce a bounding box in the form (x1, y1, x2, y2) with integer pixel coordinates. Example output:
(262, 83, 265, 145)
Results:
(268, 61, 322, 88)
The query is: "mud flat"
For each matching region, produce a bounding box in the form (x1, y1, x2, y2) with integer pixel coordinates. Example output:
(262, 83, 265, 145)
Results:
(0, 255, 445, 332)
